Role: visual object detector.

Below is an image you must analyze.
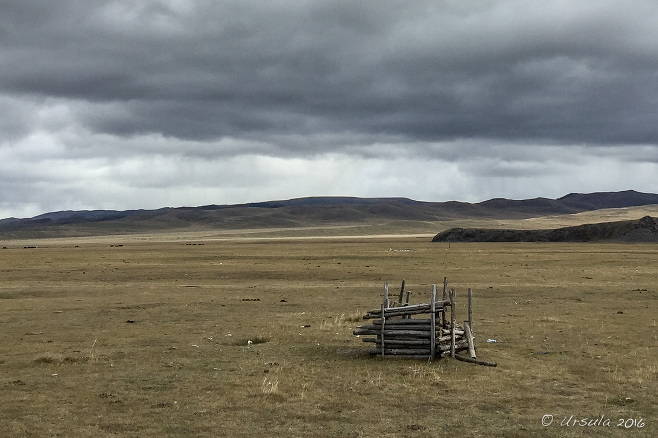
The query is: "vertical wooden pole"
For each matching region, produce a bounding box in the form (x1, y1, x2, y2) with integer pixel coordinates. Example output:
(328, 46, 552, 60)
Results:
(380, 304, 386, 358)
(383, 282, 389, 309)
(404, 290, 411, 318)
(450, 288, 456, 358)
(464, 321, 476, 358)
(430, 284, 437, 360)
(398, 279, 405, 306)
(468, 288, 473, 333)
(442, 277, 448, 328)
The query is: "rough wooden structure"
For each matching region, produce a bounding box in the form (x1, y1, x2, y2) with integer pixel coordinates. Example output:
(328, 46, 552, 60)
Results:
(353, 278, 496, 366)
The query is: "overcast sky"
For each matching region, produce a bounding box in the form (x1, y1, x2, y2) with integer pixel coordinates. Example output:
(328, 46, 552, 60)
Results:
(2, 0, 658, 218)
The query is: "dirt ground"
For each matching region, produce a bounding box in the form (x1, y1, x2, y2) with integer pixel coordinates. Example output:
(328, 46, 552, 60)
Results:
(1, 232, 656, 437)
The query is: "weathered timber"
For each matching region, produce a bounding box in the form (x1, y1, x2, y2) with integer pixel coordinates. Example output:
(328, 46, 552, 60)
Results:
(455, 354, 497, 367)
(362, 334, 464, 344)
(464, 321, 476, 359)
(441, 328, 465, 335)
(353, 328, 432, 337)
(354, 279, 495, 364)
(366, 339, 468, 352)
(430, 284, 437, 359)
(355, 324, 431, 332)
(450, 288, 456, 358)
(363, 338, 431, 346)
(369, 348, 431, 356)
(371, 318, 432, 325)
(364, 307, 446, 319)
(365, 301, 448, 316)
(439, 340, 468, 352)
(369, 342, 469, 356)
(442, 277, 448, 328)
(380, 304, 385, 358)
(468, 288, 473, 331)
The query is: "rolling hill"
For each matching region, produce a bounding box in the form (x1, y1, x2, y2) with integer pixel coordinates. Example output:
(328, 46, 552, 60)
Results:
(1, 190, 658, 239)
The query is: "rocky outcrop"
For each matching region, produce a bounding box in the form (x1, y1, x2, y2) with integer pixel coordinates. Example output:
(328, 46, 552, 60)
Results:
(432, 216, 658, 243)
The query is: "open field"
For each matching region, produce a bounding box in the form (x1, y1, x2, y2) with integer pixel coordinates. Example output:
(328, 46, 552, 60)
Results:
(1, 224, 656, 436)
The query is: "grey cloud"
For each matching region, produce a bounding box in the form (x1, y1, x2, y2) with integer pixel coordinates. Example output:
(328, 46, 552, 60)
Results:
(3, 0, 657, 146)
(2, 1, 658, 218)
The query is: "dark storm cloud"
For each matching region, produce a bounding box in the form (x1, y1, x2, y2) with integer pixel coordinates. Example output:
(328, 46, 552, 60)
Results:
(3, 0, 657, 147)
(1, 1, 658, 218)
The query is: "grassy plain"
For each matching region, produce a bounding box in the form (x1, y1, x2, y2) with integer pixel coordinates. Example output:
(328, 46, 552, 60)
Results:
(1, 219, 656, 437)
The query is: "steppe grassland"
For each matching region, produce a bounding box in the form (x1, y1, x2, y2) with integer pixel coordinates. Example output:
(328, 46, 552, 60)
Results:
(0, 233, 656, 437)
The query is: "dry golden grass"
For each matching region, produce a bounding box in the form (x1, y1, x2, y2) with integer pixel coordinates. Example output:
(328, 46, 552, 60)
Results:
(1, 220, 656, 437)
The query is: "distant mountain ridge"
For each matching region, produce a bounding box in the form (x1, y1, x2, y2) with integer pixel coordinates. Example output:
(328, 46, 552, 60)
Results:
(1, 190, 658, 238)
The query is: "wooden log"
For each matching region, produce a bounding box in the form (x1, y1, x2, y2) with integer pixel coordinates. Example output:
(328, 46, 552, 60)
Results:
(371, 318, 432, 325)
(367, 352, 434, 359)
(455, 354, 497, 367)
(464, 321, 476, 359)
(367, 343, 470, 359)
(367, 340, 467, 350)
(437, 334, 460, 343)
(439, 340, 468, 352)
(361, 325, 432, 332)
(364, 335, 466, 345)
(398, 279, 405, 306)
(441, 328, 464, 336)
(383, 283, 389, 309)
(353, 328, 432, 337)
(364, 338, 431, 346)
(450, 288, 456, 358)
(438, 346, 469, 358)
(354, 321, 431, 333)
(365, 301, 448, 316)
(368, 348, 431, 356)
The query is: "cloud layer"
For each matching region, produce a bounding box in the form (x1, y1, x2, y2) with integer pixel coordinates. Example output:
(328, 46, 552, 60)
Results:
(2, 1, 657, 218)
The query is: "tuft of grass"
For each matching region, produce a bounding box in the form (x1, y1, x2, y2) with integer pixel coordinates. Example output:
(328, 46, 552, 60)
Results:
(34, 354, 89, 365)
(34, 355, 58, 364)
(261, 377, 279, 394)
(227, 335, 271, 346)
(320, 311, 363, 330)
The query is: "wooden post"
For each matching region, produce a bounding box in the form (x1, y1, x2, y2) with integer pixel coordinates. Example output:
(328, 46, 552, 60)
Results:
(398, 279, 405, 306)
(468, 288, 473, 332)
(430, 284, 437, 360)
(442, 277, 448, 328)
(449, 288, 456, 358)
(464, 321, 476, 358)
(404, 290, 411, 319)
(380, 304, 386, 358)
(383, 282, 389, 309)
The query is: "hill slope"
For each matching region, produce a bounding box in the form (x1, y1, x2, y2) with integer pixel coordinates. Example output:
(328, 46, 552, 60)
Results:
(432, 216, 658, 243)
(1, 190, 658, 239)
